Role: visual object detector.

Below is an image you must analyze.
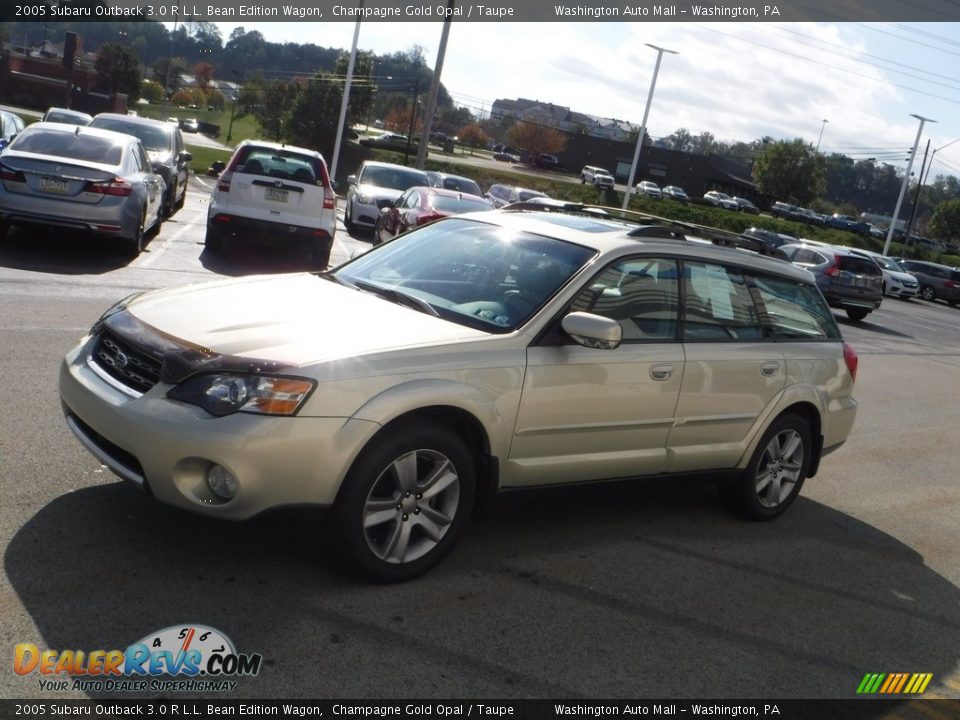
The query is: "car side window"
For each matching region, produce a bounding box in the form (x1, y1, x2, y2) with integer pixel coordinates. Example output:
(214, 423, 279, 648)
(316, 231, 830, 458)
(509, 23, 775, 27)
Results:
(570, 257, 679, 341)
(750, 274, 841, 341)
(682, 262, 764, 341)
(793, 248, 821, 265)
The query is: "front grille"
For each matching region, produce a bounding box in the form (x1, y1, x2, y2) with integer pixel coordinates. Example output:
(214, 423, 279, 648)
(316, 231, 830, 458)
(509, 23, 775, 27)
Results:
(92, 329, 162, 393)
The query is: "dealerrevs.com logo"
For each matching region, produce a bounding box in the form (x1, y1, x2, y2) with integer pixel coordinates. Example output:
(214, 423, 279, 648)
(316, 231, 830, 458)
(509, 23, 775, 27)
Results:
(14, 625, 263, 692)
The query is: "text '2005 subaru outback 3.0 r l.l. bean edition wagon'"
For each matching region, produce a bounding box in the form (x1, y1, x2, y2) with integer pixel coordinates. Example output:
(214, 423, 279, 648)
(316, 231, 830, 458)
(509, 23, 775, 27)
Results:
(59, 204, 859, 581)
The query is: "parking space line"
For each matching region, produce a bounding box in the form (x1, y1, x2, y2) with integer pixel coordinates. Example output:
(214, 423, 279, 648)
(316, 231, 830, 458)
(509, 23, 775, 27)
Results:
(131, 211, 203, 269)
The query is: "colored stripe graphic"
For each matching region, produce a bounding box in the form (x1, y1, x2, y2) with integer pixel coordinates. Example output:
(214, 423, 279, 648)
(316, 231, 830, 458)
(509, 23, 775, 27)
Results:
(857, 673, 932, 694)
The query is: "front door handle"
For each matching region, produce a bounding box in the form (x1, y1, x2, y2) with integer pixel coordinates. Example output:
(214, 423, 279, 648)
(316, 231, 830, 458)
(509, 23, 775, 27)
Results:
(650, 363, 675, 381)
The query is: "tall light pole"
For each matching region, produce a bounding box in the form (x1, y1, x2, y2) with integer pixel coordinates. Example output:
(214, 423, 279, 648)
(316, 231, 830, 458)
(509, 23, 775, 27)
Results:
(905, 135, 960, 246)
(622, 44, 677, 210)
(815, 118, 828, 153)
(883, 114, 935, 257)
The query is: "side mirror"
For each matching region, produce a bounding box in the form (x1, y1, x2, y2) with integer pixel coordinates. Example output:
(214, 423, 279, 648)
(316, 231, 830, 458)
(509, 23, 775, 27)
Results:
(347, 175, 357, 186)
(561, 312, 622, 350)
(376, 198, 395, 210)
(330, 180, 338, 191)
(180, 151, 193, 163)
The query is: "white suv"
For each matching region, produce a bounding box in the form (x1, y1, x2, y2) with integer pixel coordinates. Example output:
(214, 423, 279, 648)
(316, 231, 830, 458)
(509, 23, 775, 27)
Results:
(205, 140, 337, 268)
(581, 165, 615, 189)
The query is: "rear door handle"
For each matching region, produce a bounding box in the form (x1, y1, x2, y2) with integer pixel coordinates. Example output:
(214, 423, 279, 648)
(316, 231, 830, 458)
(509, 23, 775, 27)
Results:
(760, 362, 780, 376)
(650, 363, 675, 381)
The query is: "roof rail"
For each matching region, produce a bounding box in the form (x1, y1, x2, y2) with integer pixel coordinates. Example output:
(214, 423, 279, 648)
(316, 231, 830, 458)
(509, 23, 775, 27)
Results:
(501, 201, 788, 259)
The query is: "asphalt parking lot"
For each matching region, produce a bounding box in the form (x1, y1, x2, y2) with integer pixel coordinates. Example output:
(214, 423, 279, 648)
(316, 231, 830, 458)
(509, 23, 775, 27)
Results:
(1, 181, 958, 704)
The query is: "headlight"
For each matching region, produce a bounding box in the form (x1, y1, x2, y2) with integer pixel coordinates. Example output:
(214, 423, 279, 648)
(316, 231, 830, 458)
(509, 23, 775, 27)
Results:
(168, 373, 315, 417)
(356, 193, 371, 204)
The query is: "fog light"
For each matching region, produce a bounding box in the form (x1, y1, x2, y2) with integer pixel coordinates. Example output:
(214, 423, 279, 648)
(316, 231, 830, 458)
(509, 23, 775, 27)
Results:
(207, 465, 238, 500)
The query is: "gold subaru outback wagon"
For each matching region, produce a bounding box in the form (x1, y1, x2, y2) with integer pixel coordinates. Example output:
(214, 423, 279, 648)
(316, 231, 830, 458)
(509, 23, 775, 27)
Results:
(60, 206, 858, 581)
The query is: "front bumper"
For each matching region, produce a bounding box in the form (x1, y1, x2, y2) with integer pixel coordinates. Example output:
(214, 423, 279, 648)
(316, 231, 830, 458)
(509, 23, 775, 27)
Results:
(59, 337, 378, 520)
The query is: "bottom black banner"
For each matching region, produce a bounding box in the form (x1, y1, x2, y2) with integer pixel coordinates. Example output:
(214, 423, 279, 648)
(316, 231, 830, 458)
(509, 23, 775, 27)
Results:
(1, 700, 959, 720)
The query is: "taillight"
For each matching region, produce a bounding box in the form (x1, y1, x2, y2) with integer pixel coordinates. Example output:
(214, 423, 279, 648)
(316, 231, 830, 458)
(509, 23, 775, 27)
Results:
(843, 342, 858, 382)
(945, 280, 957, 289)
(323, 187, 335, 210)
(0, 164, 25, 182)
(85, 178, 132, 196)
(825, 258, 841, 277)
(217, 171, 233, 192)
(416, 212, 444, 226)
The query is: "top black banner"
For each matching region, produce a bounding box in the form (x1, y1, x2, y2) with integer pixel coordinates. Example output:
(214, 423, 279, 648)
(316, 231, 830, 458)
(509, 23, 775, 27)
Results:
(13, 0, 960, 22)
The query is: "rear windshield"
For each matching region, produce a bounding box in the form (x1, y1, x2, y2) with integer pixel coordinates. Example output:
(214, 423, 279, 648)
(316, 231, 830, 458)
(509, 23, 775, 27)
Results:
(429, 195, 492, 214)
(838, 256, 882, 275)
(90, 119, 170, 152)
(12, 130, 123, 165)
(235, 147, 327, 185)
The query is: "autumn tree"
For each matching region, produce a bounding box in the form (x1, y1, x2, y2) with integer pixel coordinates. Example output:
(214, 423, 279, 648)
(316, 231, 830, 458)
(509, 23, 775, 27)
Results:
(458, 124, 489, 154)
(506, 121, 568, 157)
(193, 62, 215, 90)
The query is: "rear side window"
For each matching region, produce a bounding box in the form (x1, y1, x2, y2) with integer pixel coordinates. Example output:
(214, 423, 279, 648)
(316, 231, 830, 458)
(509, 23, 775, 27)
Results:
(750, 275, 841, 340)
(838, 256, 882, 275)
(682, 262, 764, 341)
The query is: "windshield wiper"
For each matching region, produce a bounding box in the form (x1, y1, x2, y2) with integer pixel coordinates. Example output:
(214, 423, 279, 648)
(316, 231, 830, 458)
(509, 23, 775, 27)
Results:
(352, 280, 440, 317)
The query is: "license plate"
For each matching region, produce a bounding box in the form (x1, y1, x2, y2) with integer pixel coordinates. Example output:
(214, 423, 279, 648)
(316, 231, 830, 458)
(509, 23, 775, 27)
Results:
(265, 188, 288, 203)
(39, 177, 68, 194)
(854, 277, 868, 288)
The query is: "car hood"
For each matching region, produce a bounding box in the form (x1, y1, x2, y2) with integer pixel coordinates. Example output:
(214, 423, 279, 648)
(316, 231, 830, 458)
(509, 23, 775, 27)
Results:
(356, 183, 406, 202)
(125, 273, 488, 366)
(887, 270, 918, 283)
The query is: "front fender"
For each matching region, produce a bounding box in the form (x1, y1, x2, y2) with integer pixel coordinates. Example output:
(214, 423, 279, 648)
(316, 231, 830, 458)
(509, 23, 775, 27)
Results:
(349, 376, 522, 461)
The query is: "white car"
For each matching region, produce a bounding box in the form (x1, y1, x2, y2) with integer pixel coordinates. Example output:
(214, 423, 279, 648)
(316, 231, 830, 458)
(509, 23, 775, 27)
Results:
(636, 181, 662, 199)
(344, 161, 430, 232)
(205, 140, 337, 268)
(581, 166, 615, 189)
(703, 191, 739, 210)
(849, 249, 920, 299)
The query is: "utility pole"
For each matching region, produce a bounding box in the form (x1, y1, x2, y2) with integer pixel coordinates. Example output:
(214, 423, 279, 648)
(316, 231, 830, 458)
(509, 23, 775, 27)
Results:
(883, 114, 934, 257)
(404, 77, 421, 165)
(416, 0, 455, 169)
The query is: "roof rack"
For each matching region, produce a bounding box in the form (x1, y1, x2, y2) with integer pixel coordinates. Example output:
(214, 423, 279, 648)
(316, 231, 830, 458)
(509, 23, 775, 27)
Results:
(501, 201, 788, 259)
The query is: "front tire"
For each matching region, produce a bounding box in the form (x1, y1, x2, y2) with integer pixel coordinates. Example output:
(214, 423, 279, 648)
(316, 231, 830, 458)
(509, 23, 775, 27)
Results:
(333, 421, 476, 582)
(846, 308, 869, 321)
(344, 200, 355, 233)
(718, 413, 811, 520)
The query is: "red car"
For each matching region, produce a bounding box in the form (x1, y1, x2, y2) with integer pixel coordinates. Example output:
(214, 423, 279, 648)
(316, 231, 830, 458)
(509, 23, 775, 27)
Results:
(373, 186, 492, 244)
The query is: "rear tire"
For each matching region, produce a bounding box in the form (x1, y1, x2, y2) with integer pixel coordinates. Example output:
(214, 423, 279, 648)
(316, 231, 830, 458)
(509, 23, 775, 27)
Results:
(204, 224, 223, 251)
(920, 286, 936, 301)
(718, 412, 811, 521)
(128, 208, 146, 257)
(846, 308, 869, 321)
(312, 240, 332, 270)
(332, 420, 476, 582)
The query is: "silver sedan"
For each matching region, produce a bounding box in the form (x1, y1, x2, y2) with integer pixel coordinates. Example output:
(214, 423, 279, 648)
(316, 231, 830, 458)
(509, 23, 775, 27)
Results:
(0, 122, 164, 256)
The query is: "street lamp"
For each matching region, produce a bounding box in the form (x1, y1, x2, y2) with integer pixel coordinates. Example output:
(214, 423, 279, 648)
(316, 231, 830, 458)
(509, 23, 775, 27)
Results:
(816, 118, 828, 153)
(622, 44, 678, 210)
(226, 71, 240, 144)
(883, 114, 935, 257)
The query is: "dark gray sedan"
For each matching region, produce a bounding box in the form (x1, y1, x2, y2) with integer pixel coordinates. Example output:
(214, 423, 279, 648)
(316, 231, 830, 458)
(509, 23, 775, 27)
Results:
(0, 123, 165, 256)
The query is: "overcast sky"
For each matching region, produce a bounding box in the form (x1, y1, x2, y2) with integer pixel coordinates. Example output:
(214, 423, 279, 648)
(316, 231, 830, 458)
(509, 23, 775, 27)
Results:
(202, 21, 960, 178)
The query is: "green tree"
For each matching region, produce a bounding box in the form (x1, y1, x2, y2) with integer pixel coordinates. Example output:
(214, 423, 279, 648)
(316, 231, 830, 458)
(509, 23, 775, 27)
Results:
(95, 43, 142, 103)
(254, 81, 297, 142)
(928, 199, 960, 244)
(140, 79, 164, 104)
(753, 138, 825, 204)
(286, 73, 344, 157)
(459, 124, 489, 154)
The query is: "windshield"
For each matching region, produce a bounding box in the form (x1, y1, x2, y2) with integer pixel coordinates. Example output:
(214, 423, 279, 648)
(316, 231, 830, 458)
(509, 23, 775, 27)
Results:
(872, 255, 901, 271)
(360, 164, 428, 191)
(333, 218, 596, 332)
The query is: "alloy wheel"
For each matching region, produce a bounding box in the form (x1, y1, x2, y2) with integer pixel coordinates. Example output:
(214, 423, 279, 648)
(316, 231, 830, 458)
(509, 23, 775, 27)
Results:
(755, 429, 804, 508)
